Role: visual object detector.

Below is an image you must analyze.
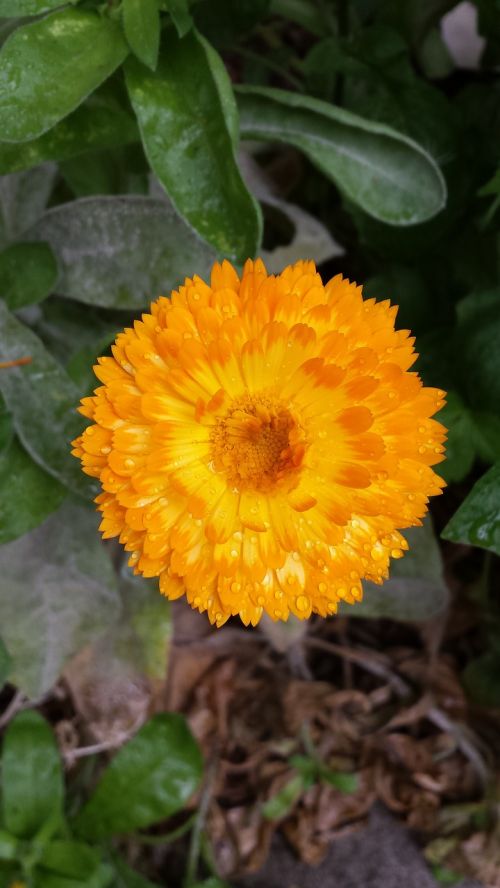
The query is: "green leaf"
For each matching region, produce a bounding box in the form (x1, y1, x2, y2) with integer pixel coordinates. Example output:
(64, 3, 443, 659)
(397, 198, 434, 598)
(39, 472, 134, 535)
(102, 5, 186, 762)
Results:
(472, 412, 500, 465)
(165, 0, 192, 38)
(0, 0, 65, 15)
(320, 770, 358, 793)
(437, 393, 476, 485)
(456, 290, 500, 415)
(0, 436, 66, 544)
(34, 864, 115, 888)
(0, 829, 18, 860)
(125, 30, 262, 261)
(237, 85, 447, 225)
(0, 8, 128, 142)
(0, 241, 58, 309)
(0, 89, 139, 175)
(0, 636, 11, 687)
(462, 649, 500, 708)
(73, 714, 203, 840)
(112, 566, 171, 680)
(0, 500, 121, 696)
(0, 164, 57, 244)
(26, 196, 215, 309)
(262, 773, 305, 820)
(0, 301, 95, 498)
(123, 0, 160, 71)
(0, 395, 13, 454)
(442, 464, 500, 556)
(342, 517, 449, 621)
(38, 840, 101, 879)
(2, 710, 63, 839)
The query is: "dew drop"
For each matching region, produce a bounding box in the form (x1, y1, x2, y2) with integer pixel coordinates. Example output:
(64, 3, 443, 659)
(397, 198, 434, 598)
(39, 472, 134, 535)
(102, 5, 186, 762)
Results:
(318, 582, 327, 594)
(391, 548, 404, 559)
(296, 595, 309, 612)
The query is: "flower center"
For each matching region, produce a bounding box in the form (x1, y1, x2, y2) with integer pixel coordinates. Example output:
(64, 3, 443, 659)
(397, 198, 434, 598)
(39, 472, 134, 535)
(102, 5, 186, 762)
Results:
(211, 393, 305, 492)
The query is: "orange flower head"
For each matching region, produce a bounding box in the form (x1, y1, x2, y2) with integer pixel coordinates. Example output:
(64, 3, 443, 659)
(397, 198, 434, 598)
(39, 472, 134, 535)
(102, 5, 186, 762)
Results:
(72, 259, 446, 627)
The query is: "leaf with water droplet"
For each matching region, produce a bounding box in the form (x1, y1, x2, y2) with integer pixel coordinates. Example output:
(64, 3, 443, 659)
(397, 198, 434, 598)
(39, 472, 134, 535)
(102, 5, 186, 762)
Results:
(0, 87, 139, 175)
(125, 30, 261, 261)
(442, 463, 500, 556)
(0, 8, 128, 142)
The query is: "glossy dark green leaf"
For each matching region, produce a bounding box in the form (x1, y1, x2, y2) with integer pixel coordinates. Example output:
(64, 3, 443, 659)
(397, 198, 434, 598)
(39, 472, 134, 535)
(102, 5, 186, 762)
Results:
(0, 241, 58, 309)
(125, 30, 262, 261)
(0, 302, 95, 497)
(0, 436, 66, 543)
(74, 714, 203, 840)
(0, 0, 65, 14)
(462, 649, 500, 707)
(2, 710, 63, 839)
(0, 500, 121, 696)
(0, 636, 11, 687)
(123, 0, 160, 70)
(237, 85, 447, 225)
(0, 91, 139, 175)
(165, 0, 192, 38)
(0, 8, 128, 142)
(26, 196, 215, 309)
(343, 518, 449, 621)
(442, 464, 500, 556)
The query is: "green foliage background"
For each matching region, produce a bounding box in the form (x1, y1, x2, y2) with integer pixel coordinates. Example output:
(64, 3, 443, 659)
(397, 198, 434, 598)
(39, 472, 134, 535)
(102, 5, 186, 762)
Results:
(0, 4, 499, 879)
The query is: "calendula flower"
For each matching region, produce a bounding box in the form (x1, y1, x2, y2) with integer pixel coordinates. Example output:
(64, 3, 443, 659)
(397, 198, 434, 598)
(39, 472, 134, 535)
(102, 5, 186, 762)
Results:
(72, 259, 446, 627)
